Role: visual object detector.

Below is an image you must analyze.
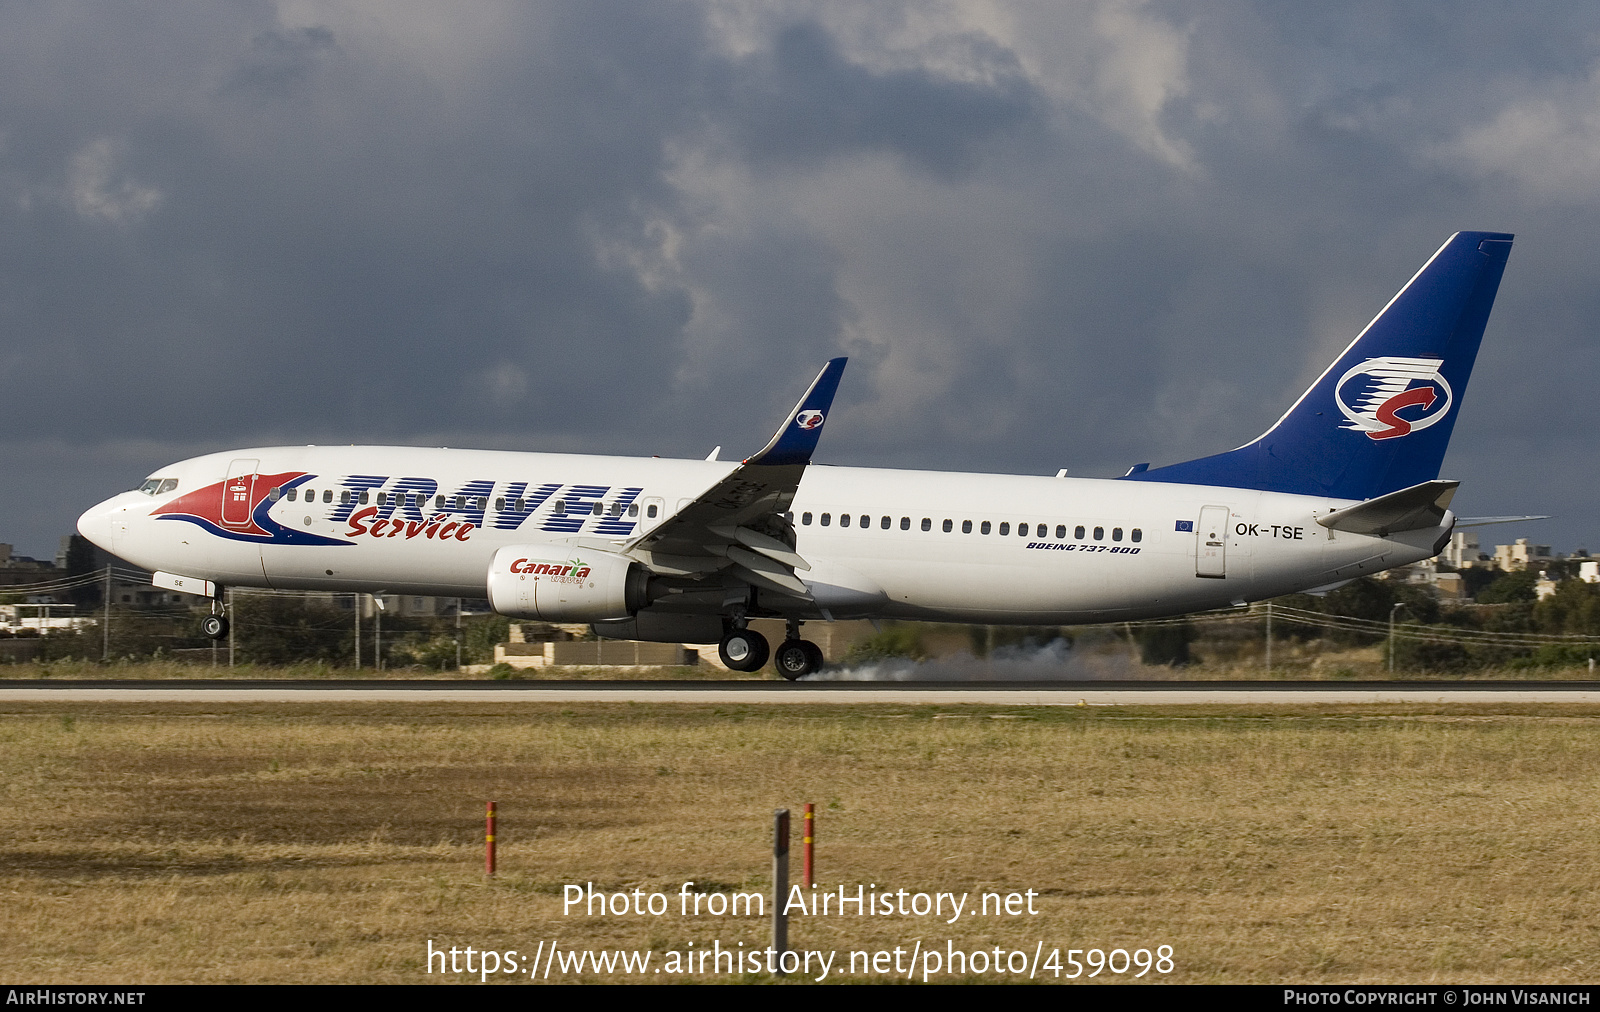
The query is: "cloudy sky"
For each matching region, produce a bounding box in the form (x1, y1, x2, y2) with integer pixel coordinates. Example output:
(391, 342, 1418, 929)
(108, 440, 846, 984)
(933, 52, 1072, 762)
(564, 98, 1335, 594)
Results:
(3, 2, 1598, 559)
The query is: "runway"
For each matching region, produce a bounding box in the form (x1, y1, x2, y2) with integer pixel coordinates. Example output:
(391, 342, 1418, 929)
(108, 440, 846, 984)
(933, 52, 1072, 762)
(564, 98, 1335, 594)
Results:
(5, 679, 1600, 705)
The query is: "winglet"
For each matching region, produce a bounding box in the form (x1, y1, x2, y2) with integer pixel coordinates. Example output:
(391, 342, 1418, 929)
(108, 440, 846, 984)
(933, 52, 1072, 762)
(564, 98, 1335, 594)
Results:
(744, 357, 848, 466)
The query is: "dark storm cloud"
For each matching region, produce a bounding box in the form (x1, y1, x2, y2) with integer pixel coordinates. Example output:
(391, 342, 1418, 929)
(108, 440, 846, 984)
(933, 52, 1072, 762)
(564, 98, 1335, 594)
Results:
(3, 2, 1599, 558)
(717, 21, 1042, 178)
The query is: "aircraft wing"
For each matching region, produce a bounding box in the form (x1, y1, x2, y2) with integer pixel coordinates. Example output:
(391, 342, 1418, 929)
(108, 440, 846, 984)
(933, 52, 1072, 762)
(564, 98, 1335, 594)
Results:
(620, 358, 847, 597)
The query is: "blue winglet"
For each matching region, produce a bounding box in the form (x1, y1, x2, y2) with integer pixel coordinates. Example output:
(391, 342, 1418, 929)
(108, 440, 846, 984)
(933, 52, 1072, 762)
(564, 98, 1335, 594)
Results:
(745, 357, 848, 466)
(1124, 232, 1513, 500)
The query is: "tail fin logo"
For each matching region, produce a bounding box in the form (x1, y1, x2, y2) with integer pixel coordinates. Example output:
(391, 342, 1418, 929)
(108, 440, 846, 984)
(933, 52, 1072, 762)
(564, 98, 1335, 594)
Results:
(795, 410, 825, 430)
(1335, 356, 1453, 441)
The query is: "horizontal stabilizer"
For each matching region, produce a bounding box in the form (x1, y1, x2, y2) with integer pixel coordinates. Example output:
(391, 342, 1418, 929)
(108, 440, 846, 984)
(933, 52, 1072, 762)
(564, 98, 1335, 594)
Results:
(1317, 479, 1458, 536)
(1454, 515, 1553, 528)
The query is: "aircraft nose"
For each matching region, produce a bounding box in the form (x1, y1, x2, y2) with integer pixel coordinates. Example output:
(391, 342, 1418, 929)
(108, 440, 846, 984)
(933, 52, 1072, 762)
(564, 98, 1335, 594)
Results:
(77, 496, 129, 553)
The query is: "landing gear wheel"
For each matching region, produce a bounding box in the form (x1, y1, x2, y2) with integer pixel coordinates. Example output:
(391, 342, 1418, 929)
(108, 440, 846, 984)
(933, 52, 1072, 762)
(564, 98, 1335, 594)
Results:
(774, 640, 811, 680)
(802, 640, 825, 673)
(719, 629, 770, 672)
(201, 614, 229, 640)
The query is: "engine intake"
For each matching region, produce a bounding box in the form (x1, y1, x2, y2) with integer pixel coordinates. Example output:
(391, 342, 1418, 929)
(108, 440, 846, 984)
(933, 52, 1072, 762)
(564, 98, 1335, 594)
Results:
(487, 545, 649, 621)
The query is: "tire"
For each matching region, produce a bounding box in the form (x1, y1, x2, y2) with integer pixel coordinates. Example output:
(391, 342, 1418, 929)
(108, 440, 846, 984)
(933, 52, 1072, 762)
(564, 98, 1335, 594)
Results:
(801, 639, 826, 673)
(201, 614, 229, 640)
(774, 639, 813, 680)
(719, 629, 770, 672)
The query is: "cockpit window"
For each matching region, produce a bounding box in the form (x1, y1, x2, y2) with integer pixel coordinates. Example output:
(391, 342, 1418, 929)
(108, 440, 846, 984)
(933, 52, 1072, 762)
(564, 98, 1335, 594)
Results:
(138, 479, 161, 495)
(138, 478, 178, 495)
(157, 479, 178, 494)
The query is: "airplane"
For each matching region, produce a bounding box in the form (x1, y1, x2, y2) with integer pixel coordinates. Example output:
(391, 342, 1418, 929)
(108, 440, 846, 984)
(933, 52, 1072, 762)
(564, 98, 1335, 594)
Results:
(77, 230, 1519, 679)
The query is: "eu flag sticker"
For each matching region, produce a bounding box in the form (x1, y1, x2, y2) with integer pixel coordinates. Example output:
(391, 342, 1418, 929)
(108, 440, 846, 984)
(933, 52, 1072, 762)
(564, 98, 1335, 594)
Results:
(1174, 520, 1194, 532)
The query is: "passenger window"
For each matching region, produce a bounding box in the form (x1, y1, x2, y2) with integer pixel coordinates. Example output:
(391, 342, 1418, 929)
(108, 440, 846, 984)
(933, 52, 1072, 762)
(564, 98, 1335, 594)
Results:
(1075, 525, 1085, 539)
(921, 518, 931, 531)
(1094, 526, 1104, 540)
(323, 490, 333, 503)
(943, 519, 953, 533)
(554, 500, 566, 515)
(860, 515, 869, 528)
(378, 492, 388, 506)
(840, 513, 851, 528)
(821, 513, 831, 526)
(901, 517, 910, 530)
(1056, 525, 1065, 539)
(360, 491, 370, 505)
(158, 479, 178, 494)
(981, 521, 991, 535)
(802, 512, 813, 525)
(609, 502, 622, 517)
(287, 488, 298, 501)
(629, 504, 639, 518)
(1035, 524, 1046, 537)
(496, 498, 505, 511)
(881, 516, 891, 530)
(1132, 528, 1142, 543)
(999, 522, 1010, 535)
(1112, 527, 1123, 542)
(268, 487, 280, 501)
(515, 499, 526, 511)
(962, 520, 972, 534)
(648, 504, 658, 518)
(436, 496, 446, 510)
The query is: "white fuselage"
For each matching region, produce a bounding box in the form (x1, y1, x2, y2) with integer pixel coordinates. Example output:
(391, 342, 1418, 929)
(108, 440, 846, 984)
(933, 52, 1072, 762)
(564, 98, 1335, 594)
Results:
(78, 445, 1443, 625)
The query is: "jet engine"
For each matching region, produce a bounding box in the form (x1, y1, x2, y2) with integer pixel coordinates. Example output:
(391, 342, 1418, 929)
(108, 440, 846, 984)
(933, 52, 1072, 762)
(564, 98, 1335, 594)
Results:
(486, 544, 650, 621)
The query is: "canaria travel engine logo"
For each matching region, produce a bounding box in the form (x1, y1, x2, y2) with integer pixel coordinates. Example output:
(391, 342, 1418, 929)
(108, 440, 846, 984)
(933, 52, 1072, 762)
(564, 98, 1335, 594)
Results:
(508, 557, 591, 584)
(1334, 356, 1453, 441)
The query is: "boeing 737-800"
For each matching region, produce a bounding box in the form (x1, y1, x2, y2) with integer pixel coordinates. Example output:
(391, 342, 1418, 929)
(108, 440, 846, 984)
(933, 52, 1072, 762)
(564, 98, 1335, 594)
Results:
(78, 231, 1515, 678)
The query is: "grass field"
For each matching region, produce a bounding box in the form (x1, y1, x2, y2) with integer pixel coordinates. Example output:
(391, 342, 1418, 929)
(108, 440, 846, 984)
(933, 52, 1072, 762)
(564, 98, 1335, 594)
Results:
(3, 699, 1599, 984)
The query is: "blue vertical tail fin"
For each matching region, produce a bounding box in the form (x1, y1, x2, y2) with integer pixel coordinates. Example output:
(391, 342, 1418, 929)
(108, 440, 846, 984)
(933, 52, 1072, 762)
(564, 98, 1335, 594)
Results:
(1124, 231, 1513, 501)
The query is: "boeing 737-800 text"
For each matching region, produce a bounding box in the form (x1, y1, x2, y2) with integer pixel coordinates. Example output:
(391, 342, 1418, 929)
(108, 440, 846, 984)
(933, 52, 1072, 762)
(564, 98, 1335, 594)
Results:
(78, 231, 1516, 678)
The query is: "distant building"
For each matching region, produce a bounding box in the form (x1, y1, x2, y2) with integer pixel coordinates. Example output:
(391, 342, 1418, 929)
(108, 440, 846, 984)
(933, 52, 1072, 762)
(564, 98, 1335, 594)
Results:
(1444, 531, 1486, 569)
(0, 543, 61, 595)
(1494, 538, 1554, 573)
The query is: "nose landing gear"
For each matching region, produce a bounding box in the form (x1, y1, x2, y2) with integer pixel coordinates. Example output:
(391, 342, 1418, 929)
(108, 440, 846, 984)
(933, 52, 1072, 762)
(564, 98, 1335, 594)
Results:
(201, 592, 229, 640)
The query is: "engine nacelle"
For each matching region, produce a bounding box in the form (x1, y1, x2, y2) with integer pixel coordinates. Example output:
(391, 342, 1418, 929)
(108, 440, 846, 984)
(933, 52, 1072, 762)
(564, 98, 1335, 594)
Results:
(486, 544, 649, 622)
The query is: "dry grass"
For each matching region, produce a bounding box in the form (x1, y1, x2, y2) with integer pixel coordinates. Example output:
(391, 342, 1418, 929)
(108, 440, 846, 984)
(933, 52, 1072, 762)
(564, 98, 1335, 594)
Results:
(2, 700, 1599, 983)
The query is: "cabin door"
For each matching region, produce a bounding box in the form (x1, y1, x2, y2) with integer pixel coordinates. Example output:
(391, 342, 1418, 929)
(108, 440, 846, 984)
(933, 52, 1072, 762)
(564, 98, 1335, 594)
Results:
(222, 458, 260, 527)
(1196, 505, 1229, 578)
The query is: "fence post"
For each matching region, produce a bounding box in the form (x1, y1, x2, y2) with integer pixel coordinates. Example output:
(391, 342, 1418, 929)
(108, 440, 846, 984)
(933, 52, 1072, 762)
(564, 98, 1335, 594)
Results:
(102, 565, 111, 661)
(773, 808, 790, 973)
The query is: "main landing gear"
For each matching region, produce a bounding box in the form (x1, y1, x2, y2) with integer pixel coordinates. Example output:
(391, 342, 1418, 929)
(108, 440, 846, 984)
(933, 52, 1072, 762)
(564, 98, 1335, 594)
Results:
(719, 620, 826, 679)
(774, 638, 825, 681)
(718, 627, 769, 673)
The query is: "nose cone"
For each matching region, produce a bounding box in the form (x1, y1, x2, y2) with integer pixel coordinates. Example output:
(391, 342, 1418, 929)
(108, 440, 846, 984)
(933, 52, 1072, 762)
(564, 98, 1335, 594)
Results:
(77, 494, 130, 554)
